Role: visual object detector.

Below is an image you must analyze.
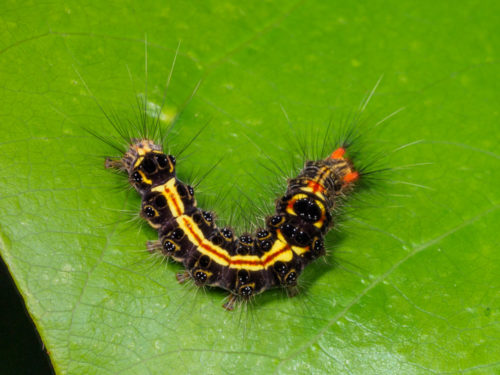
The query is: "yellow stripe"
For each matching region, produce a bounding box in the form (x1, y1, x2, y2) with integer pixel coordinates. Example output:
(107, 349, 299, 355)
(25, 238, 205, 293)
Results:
(136, 144, 152, 156)
(299, 186, 326, 200)
(177, 215, 230, 266)
(152, 178, 184, 217)
(176, 215, 300, 271)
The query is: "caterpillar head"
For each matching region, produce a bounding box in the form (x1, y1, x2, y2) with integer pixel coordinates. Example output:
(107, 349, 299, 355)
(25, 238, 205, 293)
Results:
(106, 139, 176, 194)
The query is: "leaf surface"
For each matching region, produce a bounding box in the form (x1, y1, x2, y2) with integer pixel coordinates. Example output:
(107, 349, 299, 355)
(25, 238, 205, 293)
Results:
(0, 1, 498, 374)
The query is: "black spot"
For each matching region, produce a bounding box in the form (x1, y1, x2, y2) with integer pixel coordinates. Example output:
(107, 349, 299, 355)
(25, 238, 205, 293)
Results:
(163, 240, 176, 252)
(203, 211, 213, 223)
(187, 185, 194, 196)
(256, 230, 269, 238)
(281, 223, 297, 240)
(221, 228, 233, 239)
(274, 262, 287, 275)
(240, 286, 253, 297)
(239, 235, 253, 244)
(269, 215, 283, 226)
(238, 270, 250, 284)
(154, 195, 167, 208)
(294, 198, 322, 222)
(144, 206, 156, 218)
(142, 157, 156, 173)
(198, 255, 211, 268)
(211, 234, 224, 246)
(192, 213, 202, 224)
(169, 155, 176, 166)
(260, 240, 272, 251)
(132, 172, 142, 183)
(286, 271, 297, 285)
(156, 154, 168, 168)
(295, 231, 310, 246)
(177, 184, 187, 197)
(236, 247, 248, 255)
(171, 228, 184, 240)
(194, 271, 207, 283)
(313, 239, 324, 255)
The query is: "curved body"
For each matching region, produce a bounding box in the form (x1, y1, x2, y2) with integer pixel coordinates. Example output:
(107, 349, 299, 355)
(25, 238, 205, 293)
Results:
(106, 139, 359, 310)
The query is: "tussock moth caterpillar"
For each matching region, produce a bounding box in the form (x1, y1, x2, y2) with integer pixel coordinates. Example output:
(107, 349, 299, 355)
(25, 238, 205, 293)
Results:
(83, 46, 405, 311)
(105, 137, 359, 310)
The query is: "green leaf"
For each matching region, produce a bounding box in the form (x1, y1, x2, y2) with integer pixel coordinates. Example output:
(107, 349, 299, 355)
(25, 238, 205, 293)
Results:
(1, 1, 498, 374)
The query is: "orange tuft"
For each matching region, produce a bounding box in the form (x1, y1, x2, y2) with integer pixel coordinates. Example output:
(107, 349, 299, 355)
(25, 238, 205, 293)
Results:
(330, 147, 345, 159)
(343, 171, 359, 184)
(344, 172, 359, 184)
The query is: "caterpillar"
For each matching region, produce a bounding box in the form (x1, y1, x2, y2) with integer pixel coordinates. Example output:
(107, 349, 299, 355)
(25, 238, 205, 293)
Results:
(105, 136, 359, 310)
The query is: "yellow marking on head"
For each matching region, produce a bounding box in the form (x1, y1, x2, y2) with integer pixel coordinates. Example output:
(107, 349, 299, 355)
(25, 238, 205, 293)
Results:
(152, 178, 184, 217)
(135, 143, 153, 156)
(134, 156, 144, 168)
(138, 170, 152, 184)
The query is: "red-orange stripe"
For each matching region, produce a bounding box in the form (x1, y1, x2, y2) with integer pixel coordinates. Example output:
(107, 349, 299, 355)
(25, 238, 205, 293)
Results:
(165, 186, 182, 215)
(307, 180, 325, 193)
(180, 216, 296, 268)
(182, 216, 230, 264)
(261, 245, 290, 266)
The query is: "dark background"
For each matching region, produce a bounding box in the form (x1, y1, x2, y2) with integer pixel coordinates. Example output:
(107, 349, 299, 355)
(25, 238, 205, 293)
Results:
(0, 256, 53, 374)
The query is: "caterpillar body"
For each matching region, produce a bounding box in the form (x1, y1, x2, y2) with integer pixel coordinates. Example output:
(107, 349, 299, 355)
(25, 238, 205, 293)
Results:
(105, 138, 359, 310)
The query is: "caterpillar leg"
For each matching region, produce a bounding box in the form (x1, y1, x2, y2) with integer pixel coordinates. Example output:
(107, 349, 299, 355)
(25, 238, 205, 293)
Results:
(146, 240, 162, 254)
(286, 286, 300, 298)
(223, 294, 238, 311)
(176, 271, 190, 283)
(105, 157, 126, 171)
